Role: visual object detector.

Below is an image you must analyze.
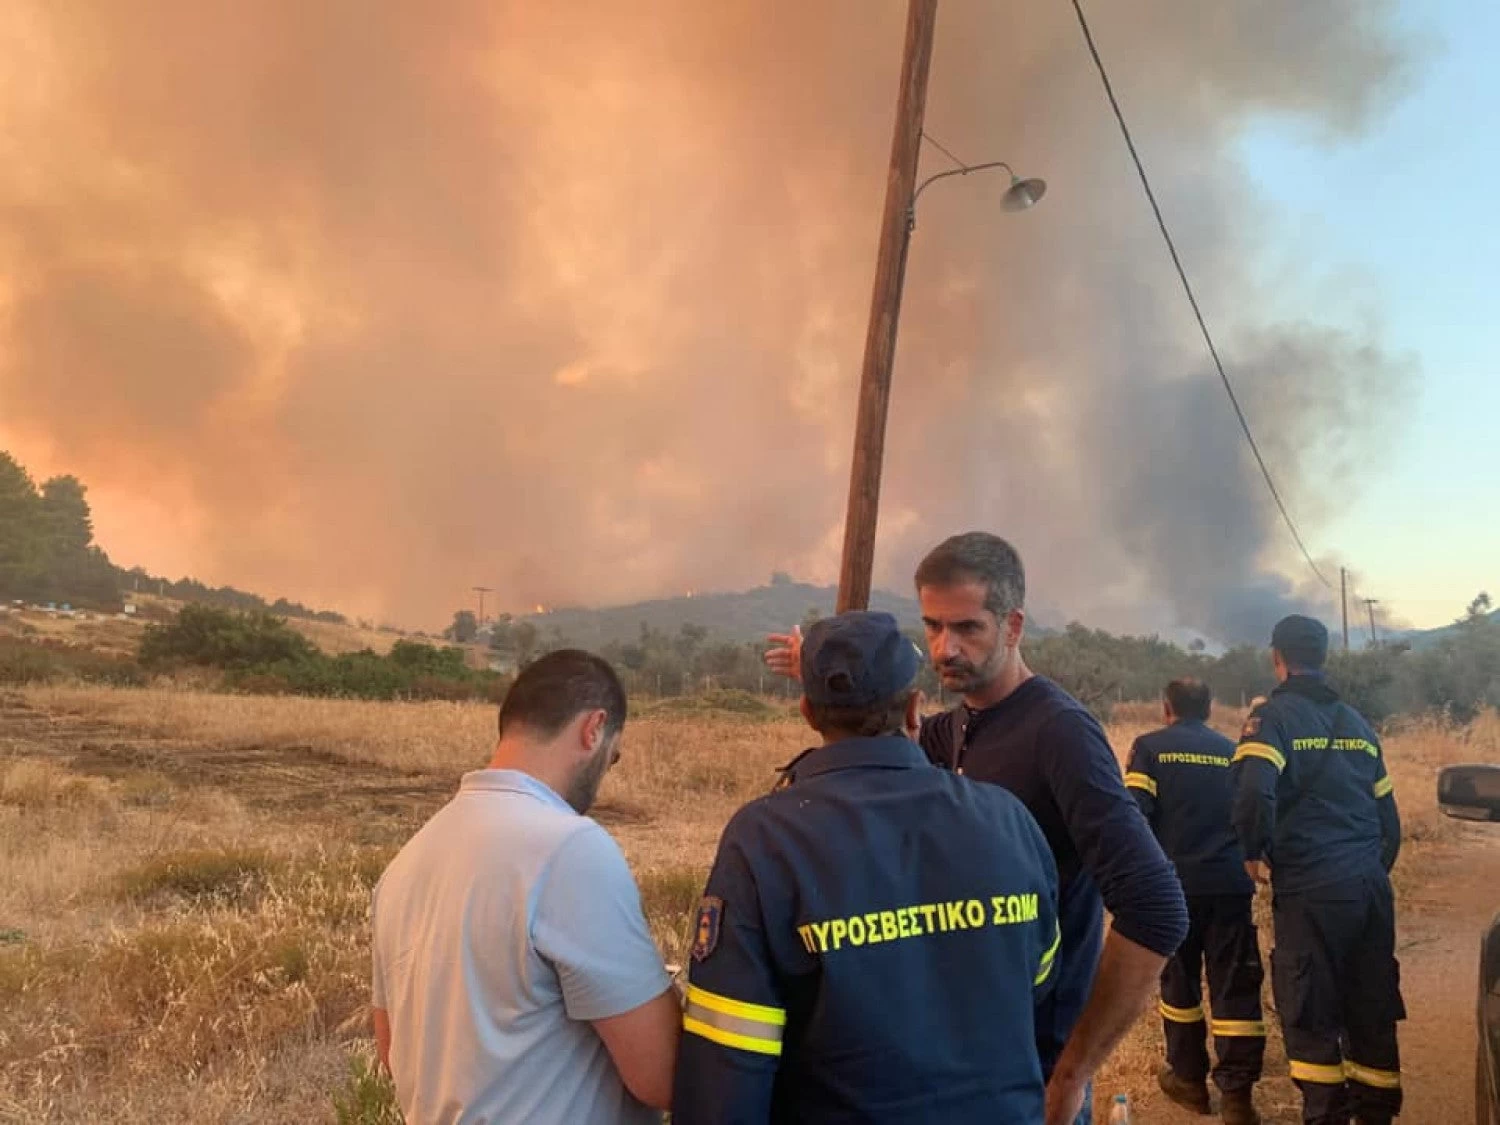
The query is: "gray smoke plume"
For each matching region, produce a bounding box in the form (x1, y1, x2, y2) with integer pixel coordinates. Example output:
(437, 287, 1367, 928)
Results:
(0, 0, 1415, 639)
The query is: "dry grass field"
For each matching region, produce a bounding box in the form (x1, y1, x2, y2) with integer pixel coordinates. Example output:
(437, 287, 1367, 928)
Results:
(0, 610, 145, 658)
(0, 686, 1494, 1122)
(0, 601, 413, 661)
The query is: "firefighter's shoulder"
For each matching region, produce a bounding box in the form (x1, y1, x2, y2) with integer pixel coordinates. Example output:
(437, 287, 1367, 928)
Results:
(1239, 693, 1277, 740)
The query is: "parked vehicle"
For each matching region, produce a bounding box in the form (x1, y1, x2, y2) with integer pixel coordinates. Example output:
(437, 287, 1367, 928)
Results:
(1437, 763, 1500, 1124)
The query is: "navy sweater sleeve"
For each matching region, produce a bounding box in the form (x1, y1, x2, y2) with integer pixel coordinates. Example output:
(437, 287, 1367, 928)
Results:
(1038, 711, 1187, 958)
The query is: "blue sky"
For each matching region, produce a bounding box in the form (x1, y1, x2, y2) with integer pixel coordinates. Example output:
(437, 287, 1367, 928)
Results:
(1237, 0, 1497, 629)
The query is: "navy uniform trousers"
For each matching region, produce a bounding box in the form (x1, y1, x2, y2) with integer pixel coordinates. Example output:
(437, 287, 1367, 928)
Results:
(1272, 873, 1404, 1124)
(1159, 893, 1266, 1093)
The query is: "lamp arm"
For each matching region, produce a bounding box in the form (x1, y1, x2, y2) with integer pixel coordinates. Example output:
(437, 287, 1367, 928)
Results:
(910, 160, 1017, 209)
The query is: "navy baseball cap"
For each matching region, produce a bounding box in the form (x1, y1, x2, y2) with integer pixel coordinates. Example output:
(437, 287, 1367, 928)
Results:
(1271, 614, 1329, 669)
(801, 611, 921, 708)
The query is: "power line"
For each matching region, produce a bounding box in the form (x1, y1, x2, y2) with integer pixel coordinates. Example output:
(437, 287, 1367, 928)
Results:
(1068, 0, 1332, 589)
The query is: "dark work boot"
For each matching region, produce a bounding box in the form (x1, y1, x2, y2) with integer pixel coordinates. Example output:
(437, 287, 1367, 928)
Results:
(1158, 1065, 1213, 1114)
(1220, 1088, 1261, 1125)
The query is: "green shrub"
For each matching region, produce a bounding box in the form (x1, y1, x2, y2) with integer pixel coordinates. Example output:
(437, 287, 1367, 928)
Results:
(140, 604, 317, 670)
(388, 639, 468, 676)
(332, 1054, 404, 1125)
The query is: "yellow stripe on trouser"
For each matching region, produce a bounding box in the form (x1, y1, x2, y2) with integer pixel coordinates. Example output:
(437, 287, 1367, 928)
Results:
(1159, 1000, 1205, 1024)
(1211, 1019, 1267, 1037)
(1234, 742, 1287, 771)
(1289, 1059, 1348, 1085)
(1035, 923, 1061, 986)
(1125, 772, 1157, 796)
(683, 985, 785, 1056)
(1345, 1061, 1402, 1089)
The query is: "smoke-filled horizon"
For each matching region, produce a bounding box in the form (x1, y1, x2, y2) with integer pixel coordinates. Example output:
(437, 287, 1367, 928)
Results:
(0, 1, 1416, 640)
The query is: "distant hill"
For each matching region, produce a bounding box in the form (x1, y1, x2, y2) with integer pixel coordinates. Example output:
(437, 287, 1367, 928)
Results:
(509, 580, 921, 649)
(505, 578, 1054, 649)
(1392, 608, 1500, 651)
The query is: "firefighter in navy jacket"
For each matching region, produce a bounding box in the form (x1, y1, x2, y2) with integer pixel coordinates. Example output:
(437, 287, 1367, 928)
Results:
(1127, 678, 1265, 1125)
(673, 611, 1060, 1124)
(1230, 615, 1403, 1125)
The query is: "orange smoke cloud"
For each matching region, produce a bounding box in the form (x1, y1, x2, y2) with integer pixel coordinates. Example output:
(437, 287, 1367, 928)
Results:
(0, 1, 1413, 637)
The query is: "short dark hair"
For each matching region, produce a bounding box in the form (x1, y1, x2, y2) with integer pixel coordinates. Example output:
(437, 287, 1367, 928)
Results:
(1164, 678, 1212, 722)
(806, 687, 918, 740)
(914, 532, 1025, 619)
(498, 649, 627, 741)
(1271, 614, 1329, 672)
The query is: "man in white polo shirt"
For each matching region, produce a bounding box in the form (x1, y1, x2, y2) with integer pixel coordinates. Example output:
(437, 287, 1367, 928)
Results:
(371, 649, 680, 1124)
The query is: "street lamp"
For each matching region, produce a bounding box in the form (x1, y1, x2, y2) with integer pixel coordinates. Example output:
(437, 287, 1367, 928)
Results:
(909, 157, 1048, 230)
(835, 115, 1046, 613)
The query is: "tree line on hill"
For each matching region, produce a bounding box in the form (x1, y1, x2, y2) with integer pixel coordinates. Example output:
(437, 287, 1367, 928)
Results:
(446, 593, 1500, 725)
(3, 579, 1493, 723)
(4, 446, 1493, 721)
(134, 589, 1495, 722)
(132, 589, 1491, 721)
(0, 453, 118, 608)
(0, 450, 345, 622)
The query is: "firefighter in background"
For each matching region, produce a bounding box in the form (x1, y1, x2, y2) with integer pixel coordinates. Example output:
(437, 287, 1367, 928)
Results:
(1126, 678, 1264, 1125)
(1230, 616, 1403, 1125)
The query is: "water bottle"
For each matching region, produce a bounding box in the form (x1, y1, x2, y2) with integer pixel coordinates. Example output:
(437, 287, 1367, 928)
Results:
(1107, 1093, 1131, 1124)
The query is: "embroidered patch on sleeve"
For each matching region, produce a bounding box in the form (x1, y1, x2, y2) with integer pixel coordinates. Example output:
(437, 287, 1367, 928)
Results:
(692, 896, 724, 962)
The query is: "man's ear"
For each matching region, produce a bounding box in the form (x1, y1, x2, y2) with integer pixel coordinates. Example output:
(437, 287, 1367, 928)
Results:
(578, 709, 608, 754)
(903, 691, 923, 739)
(1004, 609, 1026, 648)
(798, 695, 814, 727)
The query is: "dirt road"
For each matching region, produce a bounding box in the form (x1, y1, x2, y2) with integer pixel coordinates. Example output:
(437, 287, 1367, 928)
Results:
(1103, 828, 1499, 1124)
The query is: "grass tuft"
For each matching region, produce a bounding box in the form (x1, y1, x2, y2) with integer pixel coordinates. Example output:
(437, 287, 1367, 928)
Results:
(120, 846, 275, 906)
(332, 1052, 404, 1124)
(0, 759, 117, 810)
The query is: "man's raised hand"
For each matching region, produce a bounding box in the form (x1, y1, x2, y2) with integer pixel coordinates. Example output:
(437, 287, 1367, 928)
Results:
(764, 624, 803, 681)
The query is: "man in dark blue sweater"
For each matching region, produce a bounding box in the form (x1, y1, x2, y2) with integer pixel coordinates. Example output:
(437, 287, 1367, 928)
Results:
(768, 533, 1187, 1125)
(1127, 678, 1264, 1125)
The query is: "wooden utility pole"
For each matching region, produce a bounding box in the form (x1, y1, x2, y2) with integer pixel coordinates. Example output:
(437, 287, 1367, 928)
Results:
(1364, 598, 1380, 646)
(835, 0, 940, 613)
(1340, 566, 1350, 651)
(473, 585, 492, 625)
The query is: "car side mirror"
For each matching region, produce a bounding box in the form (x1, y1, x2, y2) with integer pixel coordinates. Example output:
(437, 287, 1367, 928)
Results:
(1438, 764, 1500, 822)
